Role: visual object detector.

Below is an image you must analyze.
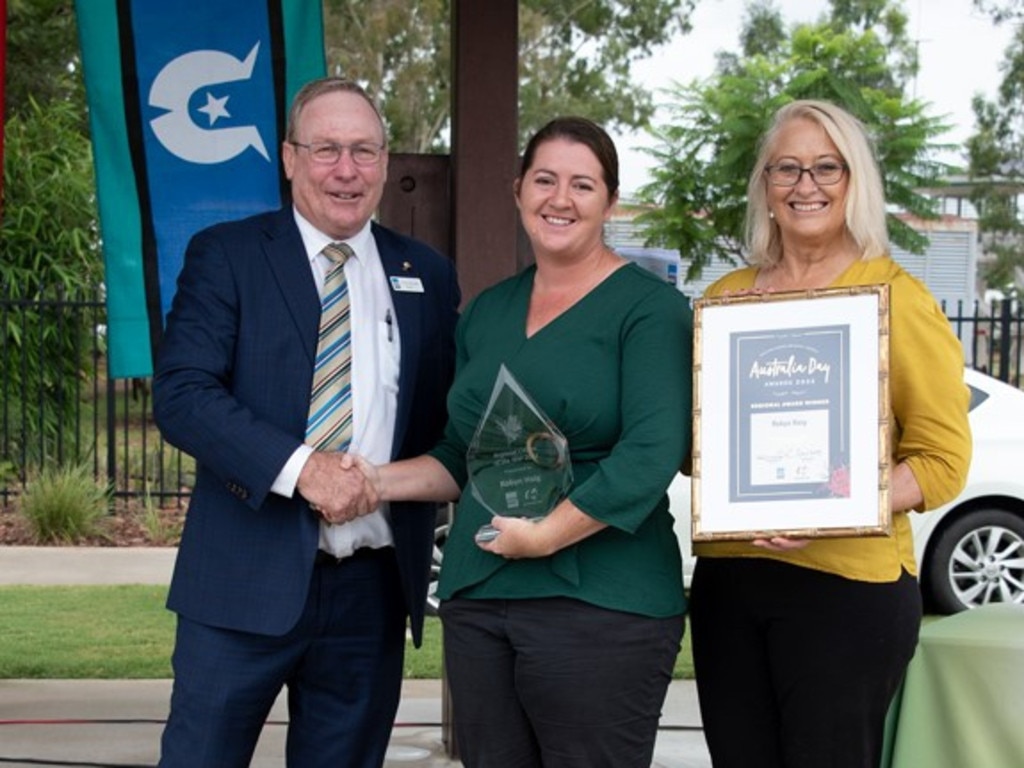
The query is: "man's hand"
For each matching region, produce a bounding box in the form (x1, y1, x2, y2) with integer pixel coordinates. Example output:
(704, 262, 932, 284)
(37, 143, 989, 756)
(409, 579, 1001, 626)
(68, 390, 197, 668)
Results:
(343, 453, 381, 495)
(296, 451, 379, 524)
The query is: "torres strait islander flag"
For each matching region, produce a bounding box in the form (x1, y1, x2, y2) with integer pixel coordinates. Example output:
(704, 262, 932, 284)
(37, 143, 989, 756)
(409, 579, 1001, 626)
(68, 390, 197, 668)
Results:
(76, 0, 325, 377)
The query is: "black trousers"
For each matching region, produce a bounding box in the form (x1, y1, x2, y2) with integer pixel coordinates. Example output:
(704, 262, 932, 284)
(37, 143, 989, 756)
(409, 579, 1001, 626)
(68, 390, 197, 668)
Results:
(439, 596, 684, 768)
(689, 557, 921, 768)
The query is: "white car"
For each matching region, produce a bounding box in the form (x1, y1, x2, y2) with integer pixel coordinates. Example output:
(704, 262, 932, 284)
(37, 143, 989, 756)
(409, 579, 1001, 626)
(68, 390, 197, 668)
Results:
(669, 367, 1024, 614)
(429, 369, 1024, 616)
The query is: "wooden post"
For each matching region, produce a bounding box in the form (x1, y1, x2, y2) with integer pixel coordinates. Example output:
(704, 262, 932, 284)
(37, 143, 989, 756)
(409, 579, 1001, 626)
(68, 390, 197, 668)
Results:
(451, 0, 520, 304)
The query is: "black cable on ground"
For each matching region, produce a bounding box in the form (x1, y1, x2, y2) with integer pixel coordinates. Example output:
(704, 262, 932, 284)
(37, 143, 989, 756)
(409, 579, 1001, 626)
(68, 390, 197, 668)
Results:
(0, 719, 704, 767)
(0, 760, 154, 767)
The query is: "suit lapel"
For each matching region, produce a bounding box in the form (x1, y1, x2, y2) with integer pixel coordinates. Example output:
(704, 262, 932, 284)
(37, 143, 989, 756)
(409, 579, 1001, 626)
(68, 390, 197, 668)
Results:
(262, 210, 320, 367)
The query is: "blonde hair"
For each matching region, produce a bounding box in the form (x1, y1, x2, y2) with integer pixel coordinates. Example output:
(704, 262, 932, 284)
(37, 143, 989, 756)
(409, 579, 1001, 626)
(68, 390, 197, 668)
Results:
(745, 100, 889, 268)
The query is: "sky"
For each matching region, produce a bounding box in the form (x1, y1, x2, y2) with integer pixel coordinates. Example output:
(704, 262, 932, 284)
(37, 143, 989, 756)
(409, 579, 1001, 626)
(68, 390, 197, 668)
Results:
(612, 0, 1017, 197)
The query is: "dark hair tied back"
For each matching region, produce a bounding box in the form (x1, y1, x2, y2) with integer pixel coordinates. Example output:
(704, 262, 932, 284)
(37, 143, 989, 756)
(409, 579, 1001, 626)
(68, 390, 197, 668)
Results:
(519, 116, 619, 199)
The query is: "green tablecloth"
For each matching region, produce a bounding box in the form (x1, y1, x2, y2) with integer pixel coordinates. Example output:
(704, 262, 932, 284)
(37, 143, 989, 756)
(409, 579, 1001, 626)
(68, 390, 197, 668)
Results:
(883, 604, 1024, 768)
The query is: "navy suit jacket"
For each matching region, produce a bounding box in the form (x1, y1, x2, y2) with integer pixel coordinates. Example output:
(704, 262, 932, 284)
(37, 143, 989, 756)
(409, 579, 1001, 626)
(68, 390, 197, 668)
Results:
(153, 208, 460, 645)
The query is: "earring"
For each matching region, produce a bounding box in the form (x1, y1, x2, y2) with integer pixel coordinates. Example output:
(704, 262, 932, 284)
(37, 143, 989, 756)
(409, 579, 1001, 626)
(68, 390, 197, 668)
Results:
(768, 210, 775, 219)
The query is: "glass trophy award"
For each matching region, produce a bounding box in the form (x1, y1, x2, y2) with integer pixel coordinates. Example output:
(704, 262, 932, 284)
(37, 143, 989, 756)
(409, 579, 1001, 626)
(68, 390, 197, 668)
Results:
(467, 365, 572, 542)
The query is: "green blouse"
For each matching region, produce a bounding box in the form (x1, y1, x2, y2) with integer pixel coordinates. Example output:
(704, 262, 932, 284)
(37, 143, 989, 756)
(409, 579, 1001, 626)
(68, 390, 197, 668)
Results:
(430, 263, 694, 618)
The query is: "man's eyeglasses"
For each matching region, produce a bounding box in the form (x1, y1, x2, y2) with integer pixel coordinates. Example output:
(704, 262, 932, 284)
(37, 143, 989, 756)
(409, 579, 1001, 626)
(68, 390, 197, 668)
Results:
(290, 141, 384, 166)
(764, 161, 848, 187)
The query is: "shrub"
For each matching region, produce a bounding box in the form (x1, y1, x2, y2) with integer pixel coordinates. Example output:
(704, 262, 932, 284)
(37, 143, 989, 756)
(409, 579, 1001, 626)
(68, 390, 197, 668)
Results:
(20, 463, 110, 543)
(141, 497, 184, 546)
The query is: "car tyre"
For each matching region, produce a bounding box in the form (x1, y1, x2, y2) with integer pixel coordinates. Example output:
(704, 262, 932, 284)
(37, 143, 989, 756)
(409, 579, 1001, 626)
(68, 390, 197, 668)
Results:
(923, 508, 1024, 614)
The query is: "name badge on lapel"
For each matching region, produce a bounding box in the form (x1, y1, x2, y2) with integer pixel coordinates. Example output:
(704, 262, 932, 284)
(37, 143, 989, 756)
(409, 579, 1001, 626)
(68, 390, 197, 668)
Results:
(390, 275, 425, 293)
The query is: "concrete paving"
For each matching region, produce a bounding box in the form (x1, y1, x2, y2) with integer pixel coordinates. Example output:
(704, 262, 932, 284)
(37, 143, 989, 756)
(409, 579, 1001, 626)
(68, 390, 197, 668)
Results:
(0, 546, 711, 767)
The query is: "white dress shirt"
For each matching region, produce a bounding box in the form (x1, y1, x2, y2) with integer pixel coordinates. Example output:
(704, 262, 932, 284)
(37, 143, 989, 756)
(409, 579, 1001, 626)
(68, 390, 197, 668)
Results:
(272, 211, 399, 557)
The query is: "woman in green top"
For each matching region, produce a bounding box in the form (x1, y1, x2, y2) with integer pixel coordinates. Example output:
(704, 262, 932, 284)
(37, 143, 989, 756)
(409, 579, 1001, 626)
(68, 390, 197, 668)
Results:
(355, 117, 693, 767)
(689, 100, 972, 768)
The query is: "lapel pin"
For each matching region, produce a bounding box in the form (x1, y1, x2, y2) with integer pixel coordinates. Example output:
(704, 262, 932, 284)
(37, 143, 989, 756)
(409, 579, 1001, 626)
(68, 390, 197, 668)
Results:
(402, 261, 412, 272)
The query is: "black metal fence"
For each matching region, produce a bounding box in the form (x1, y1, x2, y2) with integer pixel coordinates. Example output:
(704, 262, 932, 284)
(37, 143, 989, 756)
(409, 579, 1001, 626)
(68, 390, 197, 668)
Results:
(944, 296, 1024, 384)
(1, 285, 193, 510)
(1, 286, 1022, 510)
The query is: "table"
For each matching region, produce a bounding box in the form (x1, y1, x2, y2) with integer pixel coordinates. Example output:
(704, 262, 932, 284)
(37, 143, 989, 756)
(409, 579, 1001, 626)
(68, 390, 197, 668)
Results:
(883, 604, 1024, 768)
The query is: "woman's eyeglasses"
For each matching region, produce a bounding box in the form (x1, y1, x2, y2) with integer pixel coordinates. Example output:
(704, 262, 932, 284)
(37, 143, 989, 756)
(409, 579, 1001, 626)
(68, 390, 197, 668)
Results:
(764, 161, 848, 187)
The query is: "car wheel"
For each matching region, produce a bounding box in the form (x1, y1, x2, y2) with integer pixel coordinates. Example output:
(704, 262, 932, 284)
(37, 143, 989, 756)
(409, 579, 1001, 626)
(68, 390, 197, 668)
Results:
(924, 508, 1024, 614)
(426, 519, 448, 617)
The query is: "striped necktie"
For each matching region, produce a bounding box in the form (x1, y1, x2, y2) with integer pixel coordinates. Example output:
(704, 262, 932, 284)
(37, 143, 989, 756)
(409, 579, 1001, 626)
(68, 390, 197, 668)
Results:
(306, 242, 354, 451)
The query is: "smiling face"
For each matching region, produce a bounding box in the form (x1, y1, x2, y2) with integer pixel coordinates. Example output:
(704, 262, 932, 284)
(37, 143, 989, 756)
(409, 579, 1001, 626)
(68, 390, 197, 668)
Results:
(282, 90, 388, 240)
(765, 116, 850, 251)
(514, 137, 616, 261)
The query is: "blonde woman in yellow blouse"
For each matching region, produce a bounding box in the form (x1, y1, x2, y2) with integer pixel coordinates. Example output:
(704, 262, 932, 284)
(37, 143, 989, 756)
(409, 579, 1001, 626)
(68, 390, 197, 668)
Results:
(689, 100, 971, 768)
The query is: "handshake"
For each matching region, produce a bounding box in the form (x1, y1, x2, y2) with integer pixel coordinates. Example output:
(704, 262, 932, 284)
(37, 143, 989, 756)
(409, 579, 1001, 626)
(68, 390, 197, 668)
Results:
(296, 450, 380, 525)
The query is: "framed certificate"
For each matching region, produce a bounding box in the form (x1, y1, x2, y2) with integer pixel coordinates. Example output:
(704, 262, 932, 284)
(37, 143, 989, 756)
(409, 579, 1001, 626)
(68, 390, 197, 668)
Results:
(691, 285, 891, 541)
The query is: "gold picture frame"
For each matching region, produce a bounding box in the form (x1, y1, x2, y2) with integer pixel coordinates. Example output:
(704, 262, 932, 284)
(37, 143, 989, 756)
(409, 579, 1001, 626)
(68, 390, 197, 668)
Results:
(691, 285, 891, 541)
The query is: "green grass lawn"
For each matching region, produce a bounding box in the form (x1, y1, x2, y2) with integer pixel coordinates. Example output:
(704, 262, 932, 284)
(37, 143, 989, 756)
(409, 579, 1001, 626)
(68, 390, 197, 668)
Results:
(0, 585, 695, 679)
(0, 585, 175, 678)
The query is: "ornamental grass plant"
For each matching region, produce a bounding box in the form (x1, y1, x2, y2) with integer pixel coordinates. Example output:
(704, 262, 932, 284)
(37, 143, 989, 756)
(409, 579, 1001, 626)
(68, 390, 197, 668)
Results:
(19, 462, 111, 544)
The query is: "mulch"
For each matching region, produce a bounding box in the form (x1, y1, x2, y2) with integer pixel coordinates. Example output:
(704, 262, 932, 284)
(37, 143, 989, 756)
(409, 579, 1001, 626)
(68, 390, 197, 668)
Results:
(0, 503, 185, 547)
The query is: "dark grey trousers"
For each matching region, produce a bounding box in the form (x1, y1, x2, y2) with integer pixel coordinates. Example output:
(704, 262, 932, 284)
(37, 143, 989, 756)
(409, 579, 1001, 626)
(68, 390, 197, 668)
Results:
(439, 596, 684, 768)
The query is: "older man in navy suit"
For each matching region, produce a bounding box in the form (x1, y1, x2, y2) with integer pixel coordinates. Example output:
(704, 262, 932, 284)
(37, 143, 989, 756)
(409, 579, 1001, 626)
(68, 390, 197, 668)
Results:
(154, 77, 460, 768)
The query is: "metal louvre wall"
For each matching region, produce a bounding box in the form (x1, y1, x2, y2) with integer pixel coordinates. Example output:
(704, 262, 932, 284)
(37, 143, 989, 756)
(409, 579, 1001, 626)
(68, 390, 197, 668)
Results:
(605, 217, 978, 307)
(890, 228, 977, 309)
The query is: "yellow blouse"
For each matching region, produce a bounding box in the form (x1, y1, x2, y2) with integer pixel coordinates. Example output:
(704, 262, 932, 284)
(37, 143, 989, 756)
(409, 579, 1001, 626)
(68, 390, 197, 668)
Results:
(693, 256, 972, 582)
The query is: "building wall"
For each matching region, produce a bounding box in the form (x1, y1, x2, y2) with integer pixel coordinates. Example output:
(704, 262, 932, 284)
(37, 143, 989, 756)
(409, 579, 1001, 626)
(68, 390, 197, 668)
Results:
(605, 212, 979, 309)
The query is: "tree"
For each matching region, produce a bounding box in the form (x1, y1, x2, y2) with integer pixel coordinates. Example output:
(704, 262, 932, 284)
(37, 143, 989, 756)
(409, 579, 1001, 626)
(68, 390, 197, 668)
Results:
(323, 0, 451, 152)
(323, 0, 696, 151)
(2, 1, 102, 469)
(637, 0, 952, 280)
(973, 0, 1024, 24)
(3, 0, 98, 288)
(4, 0, 85, 128)
(1, 95, 102, 468)
(1, 98, 100, 291)
(966, 0, 1024, 291)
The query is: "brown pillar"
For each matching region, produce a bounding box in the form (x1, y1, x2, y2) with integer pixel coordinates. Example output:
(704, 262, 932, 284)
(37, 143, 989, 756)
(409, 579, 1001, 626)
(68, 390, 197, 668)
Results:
(440, 3, 520, 758)
(379, 153, 450, 258)
(451, 0, 520, 303)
